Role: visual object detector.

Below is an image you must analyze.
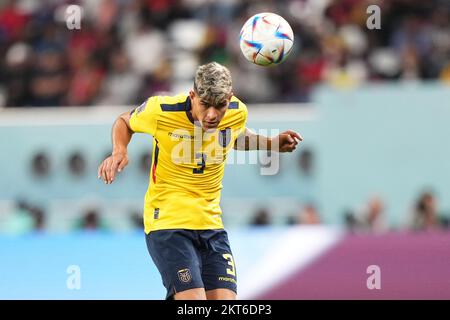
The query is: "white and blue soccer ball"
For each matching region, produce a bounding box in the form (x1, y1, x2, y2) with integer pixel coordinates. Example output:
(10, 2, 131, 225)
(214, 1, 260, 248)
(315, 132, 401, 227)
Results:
(239, 12, 294, 66)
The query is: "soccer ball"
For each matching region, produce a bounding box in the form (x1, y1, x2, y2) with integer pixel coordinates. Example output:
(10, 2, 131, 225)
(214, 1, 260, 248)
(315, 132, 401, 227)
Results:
(239, 12, 294, 66)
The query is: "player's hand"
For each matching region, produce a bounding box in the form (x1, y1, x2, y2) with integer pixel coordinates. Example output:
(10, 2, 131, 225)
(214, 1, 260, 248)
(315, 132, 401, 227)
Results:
(98, 151, 129, 184)
(275, 130, 303, 152)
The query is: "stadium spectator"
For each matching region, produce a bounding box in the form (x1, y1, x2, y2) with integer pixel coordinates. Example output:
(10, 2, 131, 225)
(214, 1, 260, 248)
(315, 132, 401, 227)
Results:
(31, 151, 51, 177)
(30, 206, 45, 232)
(296, 204, 321, 225)
(250, 208, 272, 226)
(298, 148, 314, 176)
(139, 151, 152, 174)
(343, 208, 359, 233)
(410, 191, 447, 231)
(2, 200, 45, 234)
(96, 48, 141, 105)
(130, 210, 144, 230)
(76, 208, 108, 231)
(68, 151, 86, 176)
(343, 196, 387, 233)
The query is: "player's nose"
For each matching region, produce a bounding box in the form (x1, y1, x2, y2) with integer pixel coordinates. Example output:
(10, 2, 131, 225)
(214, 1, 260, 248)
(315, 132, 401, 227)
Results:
(206, 109, 219, 121)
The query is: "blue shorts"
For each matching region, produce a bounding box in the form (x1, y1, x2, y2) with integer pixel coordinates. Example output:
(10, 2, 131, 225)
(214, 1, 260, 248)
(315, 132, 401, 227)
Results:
(145, 229, 237, 299)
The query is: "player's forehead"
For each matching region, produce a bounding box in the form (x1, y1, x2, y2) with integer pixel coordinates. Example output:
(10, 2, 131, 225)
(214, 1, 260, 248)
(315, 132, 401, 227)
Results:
(199, 98, 228, 108)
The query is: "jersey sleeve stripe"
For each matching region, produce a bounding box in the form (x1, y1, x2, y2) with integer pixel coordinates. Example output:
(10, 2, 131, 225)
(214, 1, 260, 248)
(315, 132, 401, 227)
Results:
(160, 101, 188, 112)
(151, 142, 160, 183)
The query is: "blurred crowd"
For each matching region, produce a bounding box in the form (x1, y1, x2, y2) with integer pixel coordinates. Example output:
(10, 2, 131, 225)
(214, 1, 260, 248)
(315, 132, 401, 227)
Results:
(0, 0, 449, 107)
(251, 190, 450, 233)
(5, 186, 449, 235)
(250, 147, 450, 233)
(1, 145, 449, 234)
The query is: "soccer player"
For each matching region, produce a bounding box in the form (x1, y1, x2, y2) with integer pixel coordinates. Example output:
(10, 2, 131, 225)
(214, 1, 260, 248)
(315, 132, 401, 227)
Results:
(98, 62, 302, 300)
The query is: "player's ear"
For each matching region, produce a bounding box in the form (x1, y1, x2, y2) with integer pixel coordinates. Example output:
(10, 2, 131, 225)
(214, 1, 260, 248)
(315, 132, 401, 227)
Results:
(189, 90, 196, 100)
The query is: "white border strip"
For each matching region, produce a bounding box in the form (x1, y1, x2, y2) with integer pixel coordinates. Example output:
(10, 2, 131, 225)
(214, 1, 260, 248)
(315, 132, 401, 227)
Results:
(238, 226, 344, 299)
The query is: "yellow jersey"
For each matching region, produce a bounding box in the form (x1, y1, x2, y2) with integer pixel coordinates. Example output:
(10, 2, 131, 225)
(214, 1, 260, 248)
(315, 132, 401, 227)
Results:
(129, 94, 248, 233)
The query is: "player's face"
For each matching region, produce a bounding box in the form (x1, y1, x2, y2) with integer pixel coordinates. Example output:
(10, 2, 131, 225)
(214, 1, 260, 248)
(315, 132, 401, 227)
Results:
(189, 91, 231, 131)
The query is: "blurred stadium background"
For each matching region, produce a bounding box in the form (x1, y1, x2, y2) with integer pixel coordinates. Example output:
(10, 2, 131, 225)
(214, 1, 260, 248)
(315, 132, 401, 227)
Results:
(1, 0, 450, 299)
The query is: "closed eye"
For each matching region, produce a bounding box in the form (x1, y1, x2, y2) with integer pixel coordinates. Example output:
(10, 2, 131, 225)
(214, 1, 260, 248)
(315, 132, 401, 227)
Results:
(215, 102, 228, 109)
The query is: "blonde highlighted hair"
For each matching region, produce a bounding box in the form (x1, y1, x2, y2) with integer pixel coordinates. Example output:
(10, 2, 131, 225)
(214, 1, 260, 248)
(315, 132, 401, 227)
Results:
(194, 62, 233, 106)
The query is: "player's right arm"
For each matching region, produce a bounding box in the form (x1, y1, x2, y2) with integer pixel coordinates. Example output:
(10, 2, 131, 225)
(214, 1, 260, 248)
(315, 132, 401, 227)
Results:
(98, 97, 160, 184)
(98, 111, 134, 184)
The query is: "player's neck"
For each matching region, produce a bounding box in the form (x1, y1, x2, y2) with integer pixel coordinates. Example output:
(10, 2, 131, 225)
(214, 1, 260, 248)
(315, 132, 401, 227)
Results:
(190, 110, 199, 122)
(188, 97, 199, 121)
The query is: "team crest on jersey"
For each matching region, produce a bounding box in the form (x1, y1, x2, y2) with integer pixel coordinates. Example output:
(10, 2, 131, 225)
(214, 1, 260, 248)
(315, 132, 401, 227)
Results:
(177, 268, 192, 283)
(218, 128, 232, 148)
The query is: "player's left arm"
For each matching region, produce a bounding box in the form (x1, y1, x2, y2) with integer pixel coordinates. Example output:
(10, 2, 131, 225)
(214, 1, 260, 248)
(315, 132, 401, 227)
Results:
(234, 127, 303, 152)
